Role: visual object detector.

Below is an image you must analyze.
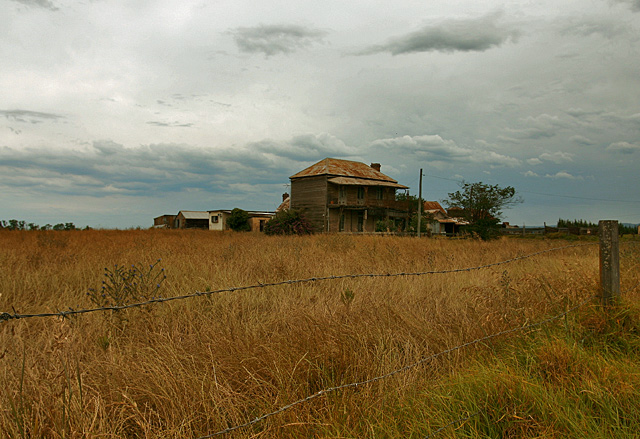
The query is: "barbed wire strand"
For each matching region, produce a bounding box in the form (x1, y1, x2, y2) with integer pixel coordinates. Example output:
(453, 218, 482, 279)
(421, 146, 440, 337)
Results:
(421, 274, 640, 439)
(0, 243, 595, 324)
(197, 294, 597, 438)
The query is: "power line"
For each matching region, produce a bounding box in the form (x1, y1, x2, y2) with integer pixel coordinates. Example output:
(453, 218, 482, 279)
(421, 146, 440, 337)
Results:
(421, 173, 640, 205)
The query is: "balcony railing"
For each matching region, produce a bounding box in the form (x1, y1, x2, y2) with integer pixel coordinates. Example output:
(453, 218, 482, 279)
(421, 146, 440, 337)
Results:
(328, 198, 410, 210)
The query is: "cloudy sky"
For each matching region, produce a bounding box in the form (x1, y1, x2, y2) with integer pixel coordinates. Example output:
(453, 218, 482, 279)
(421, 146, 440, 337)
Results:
(2, 0, 639, 228)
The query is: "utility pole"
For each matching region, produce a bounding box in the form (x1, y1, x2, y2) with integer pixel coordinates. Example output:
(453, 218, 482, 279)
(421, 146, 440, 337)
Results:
(417, 168, 423, 238)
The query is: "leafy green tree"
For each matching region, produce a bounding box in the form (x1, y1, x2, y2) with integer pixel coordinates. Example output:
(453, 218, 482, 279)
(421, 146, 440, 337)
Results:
(264, 209, 314, 235)
(557, 218, 598, 228)
(394, 193, 434, 233)
(444, 181, 522, 240)
(227, 208, 251, 232)
(53, 223, 65, 231)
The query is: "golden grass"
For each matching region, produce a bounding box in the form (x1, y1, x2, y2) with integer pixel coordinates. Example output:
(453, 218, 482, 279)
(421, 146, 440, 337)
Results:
(0, 230, 637, 438)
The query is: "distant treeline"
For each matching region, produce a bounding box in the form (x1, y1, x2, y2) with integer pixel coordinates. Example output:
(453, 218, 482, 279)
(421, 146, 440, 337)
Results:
(0, 220, 86, 231)
(557, 218, 638, 235)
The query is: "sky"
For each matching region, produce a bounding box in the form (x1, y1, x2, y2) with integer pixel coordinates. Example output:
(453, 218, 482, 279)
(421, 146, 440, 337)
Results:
(1, 0, 639, 228)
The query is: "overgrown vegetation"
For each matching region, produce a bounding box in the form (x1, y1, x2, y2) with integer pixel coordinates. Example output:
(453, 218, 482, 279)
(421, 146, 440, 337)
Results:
(226, 208, 250, 232)
(263, 209, 314, 235)
(0, 230, 638, 438)
(444, 181, 522, 240)
(0, 220, 79, 231)
(557, 218, 638, 235)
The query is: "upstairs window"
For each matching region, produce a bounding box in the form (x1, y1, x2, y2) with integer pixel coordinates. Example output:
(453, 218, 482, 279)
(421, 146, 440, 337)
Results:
(339, 186, 347, 202)
(357, 187, 365, 199)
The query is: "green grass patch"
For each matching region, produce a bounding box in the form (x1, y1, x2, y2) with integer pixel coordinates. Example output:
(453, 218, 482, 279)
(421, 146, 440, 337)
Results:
(414, 302, 640, 438)
(319, 301, 640, 439)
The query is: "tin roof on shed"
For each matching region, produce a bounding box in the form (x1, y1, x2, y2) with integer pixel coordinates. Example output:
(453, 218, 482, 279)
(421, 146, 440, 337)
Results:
(423, 201, 447, 215)
(290, 158, 399, 183)
(178, 211, 210, 220)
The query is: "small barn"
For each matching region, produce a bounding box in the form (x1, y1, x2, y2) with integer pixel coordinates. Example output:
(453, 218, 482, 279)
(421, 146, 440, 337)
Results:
(175, 211, 210, 229)
(423, 201, 468, 235)
(153, 214, 176, 228)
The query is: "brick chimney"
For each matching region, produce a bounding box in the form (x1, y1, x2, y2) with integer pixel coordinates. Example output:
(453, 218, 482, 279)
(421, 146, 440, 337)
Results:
(282, 192, 289, 201)
(370, 163, 381, 172)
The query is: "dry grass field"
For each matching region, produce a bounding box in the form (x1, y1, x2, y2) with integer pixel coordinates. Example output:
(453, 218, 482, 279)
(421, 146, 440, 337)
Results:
(0, 230, 639, 438)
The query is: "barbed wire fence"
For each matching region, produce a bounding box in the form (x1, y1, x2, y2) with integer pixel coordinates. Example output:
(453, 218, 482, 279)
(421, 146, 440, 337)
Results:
(198, 292, 600, 438)
(1, 232, 638, 438)
(0, 242, 595, 323)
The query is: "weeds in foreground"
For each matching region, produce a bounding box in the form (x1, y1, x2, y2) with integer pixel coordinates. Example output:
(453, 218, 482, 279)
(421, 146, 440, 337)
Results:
(86, 259, 166, 308)
(0, 230, 637, 438)
(86, 259, 166, 345)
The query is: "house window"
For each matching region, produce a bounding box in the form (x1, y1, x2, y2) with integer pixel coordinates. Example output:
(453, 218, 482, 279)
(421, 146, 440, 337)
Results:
(339, 186, 347, 203)
(212, 216, 219, 223)
(357, 212, 364, 232)
(357, 187, 365, 199)
(376, 187, 384, 200)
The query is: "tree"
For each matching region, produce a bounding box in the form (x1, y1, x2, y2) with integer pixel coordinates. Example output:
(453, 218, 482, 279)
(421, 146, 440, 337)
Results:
(264, 209, 314, 235)
(393, 193, 434, 234)
(227, 208, 251, 232)
(444, 181, 522, 239)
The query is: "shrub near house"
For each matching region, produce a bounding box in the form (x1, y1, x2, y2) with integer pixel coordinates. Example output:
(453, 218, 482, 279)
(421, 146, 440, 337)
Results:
(264, 209, 314, 235)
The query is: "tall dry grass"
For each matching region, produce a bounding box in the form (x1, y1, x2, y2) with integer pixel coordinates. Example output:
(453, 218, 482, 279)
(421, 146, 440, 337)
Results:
(0, 230, 637, 438)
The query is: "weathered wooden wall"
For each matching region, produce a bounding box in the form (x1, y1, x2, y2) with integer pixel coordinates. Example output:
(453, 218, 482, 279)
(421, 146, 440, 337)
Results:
(291, 176, 328, 232)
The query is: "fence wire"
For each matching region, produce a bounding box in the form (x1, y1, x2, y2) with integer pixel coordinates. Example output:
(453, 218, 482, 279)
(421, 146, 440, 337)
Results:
(0, 243, 594, 324)
(422, 267, 640, 439)
(197, 293, 597, 438)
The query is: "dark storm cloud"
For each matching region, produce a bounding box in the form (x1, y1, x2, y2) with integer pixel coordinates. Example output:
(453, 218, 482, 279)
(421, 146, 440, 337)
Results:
(606, 141, 640, 153)
(0, 109, 64, 124)
(358, 13, 519, 55)
(250, 133, 356, 161)
(230, 24, 327, 56)
(370, 134, 521, 167)
(146, 121, 194, 128)
(570, 135, 596, 146)
(10, 0, 58, 10)
(615, 0, 640, 12)
(0, 138, 313, 198)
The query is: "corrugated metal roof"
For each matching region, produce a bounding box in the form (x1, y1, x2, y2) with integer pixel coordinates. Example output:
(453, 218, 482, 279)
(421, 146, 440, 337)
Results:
(276, 197, 290, 212)
(208, 210, 274, 216)
(423, 201, 446, 214)
(179, 211, 210, 220)
(328, 176, 408, 189)
(290, 158, 399, 182)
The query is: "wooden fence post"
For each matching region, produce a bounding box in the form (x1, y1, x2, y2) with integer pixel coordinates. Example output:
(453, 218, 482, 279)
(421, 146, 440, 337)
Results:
(599, 220, 620, 306)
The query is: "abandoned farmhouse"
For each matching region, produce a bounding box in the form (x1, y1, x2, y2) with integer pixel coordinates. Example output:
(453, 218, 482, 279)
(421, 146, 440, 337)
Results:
(153, 158, 466, 234)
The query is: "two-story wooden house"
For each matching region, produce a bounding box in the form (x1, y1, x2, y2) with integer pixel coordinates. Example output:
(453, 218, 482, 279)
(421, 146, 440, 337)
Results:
(290, 158, 409, 233)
